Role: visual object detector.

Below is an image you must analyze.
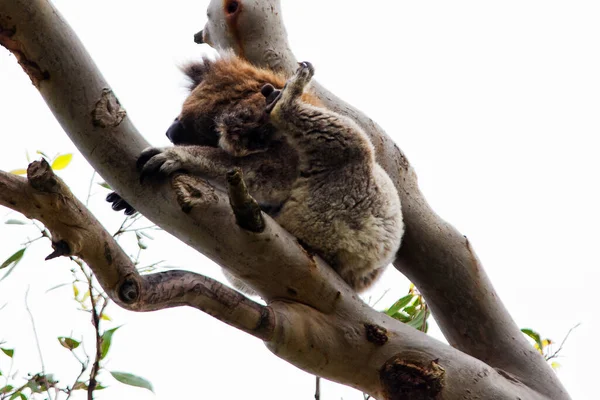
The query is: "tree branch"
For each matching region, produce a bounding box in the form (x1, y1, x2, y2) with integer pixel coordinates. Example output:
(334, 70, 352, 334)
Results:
(198, 0, 569, 398)
(0, 0, 569, 398)
(0, 162, 274, 342)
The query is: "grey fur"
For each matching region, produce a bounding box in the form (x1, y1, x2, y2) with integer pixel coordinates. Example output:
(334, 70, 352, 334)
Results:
(139, 61, 404, 293)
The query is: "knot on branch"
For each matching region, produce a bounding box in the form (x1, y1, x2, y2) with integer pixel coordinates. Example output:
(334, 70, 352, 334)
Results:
(380, 356, 444, 400)
(172, 174, 219, 213)
(0, 24, 49, 88)
(364, 323, 388, 346)
(92, 88, 126, 128)
(27, 159, 60, 193)
(226, 168, 265, 233)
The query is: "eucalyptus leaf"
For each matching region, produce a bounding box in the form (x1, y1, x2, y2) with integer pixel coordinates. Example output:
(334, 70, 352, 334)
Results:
(58, 336, 81, 350)
(101, 326, 121, 360)
(4, 219, 26, 225)
(110, 371, 154, 393)
(521, 328, 543, 351)
(0, 248, 26, 282)
(384, 294, 414, 316)
(1, 348, 14, 358)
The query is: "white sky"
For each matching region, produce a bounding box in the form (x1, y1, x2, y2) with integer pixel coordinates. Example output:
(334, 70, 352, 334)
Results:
(0, 1, 599, 399)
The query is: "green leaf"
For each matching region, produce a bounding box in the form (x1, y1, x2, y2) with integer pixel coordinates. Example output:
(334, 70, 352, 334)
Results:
(404, 305, 417, 316)
(0, 248, 26, 282)
(521, 328, 543, 351)
(110, 371, 154, 393)
(406, 309, 429, 331)
(51, 153, 73, 170)
(389, 312, 411, 323)
(384, 294, 415, 316)
(98, 182, 111, 190)
(72, 381, 105, 391)
(45, 282, 71, 293)
(0, 385, 14, 395)
(1, 248, 26, 270)
(10, 392, 26, 400)
(1, 348, 14, 358)
(100, 326, 121, 360)
(4, 219, 27, 225)
(58, 337, 81, 350)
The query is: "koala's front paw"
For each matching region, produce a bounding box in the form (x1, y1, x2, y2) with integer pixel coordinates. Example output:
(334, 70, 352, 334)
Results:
(290, 61, 315, 90)
(106, 192, 137, 216)
(295, 61, 315, 83)
(138, 147, 189, 183)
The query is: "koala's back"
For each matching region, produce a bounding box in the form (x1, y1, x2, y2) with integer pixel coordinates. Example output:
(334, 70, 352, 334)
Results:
(275, 136, 403, 292)
(267, 63, 404, 292)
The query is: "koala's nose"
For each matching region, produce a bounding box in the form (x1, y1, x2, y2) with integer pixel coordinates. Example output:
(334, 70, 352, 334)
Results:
(194, 30, 204, 44)
(166, 119, 186, 144)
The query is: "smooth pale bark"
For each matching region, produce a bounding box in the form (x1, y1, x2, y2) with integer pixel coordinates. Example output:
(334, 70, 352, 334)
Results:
(0, 0, 569, 399)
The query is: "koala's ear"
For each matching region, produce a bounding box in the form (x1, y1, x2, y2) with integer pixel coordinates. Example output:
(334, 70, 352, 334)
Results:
(262, 84, 283, 113)
(261, 84, 276, 98)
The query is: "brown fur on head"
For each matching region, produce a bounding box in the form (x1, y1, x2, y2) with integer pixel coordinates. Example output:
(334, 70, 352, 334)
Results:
(178, 52, 323, 156)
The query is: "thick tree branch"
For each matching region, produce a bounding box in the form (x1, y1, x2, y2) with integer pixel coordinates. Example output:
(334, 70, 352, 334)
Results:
(199, 0, 569, 398)
(0, 162, 274, 341)
(0, 0, 569, 398)
(0, 160, 545, 400)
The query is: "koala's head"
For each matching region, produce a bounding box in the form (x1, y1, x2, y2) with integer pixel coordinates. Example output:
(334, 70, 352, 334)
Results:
(170, 55, 289, 155)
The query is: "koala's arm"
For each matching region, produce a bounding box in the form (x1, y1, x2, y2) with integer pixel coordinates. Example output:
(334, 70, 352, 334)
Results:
(139, 146, 233, 186)
(138, 144, 295, 209)
(265, 63, 374, 174)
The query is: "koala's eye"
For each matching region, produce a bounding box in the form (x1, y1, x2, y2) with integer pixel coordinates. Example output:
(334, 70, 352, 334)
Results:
(226, 0, 239, 14)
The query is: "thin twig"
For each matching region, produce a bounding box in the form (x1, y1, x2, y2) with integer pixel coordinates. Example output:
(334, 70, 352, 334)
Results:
(370, 288, 390, 308)
(24, 286, 53, 400)
(85, 171, 96, 207)
(314, 376, 320, 400)
(545, 323, 581, 361)
(85, 268, 105, 400)
(65, 352, 89, 400)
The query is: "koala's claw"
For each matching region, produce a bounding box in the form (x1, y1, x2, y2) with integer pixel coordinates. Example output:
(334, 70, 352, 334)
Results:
(137, 147, 162, 172)
(105, 192, 137, 215)
(138, 147, 190, 184)
(295, 61, 315, 83)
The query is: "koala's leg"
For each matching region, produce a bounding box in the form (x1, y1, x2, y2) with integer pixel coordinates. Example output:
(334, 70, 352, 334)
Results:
(265, 62, 375, 172)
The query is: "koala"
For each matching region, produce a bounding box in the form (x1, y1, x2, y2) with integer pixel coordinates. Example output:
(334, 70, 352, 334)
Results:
(107, 52, 320, 215)
(137, 58, 404, 292)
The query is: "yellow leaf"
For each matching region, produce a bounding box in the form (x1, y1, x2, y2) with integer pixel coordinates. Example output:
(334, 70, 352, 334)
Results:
(551, 362, 561, 370)
(541, 339, 550, 349)
(73, 283, 79, 298)
(51, 153, 73, 170)
(9, 168, 27, 175)
(101, 313, 112, 321)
